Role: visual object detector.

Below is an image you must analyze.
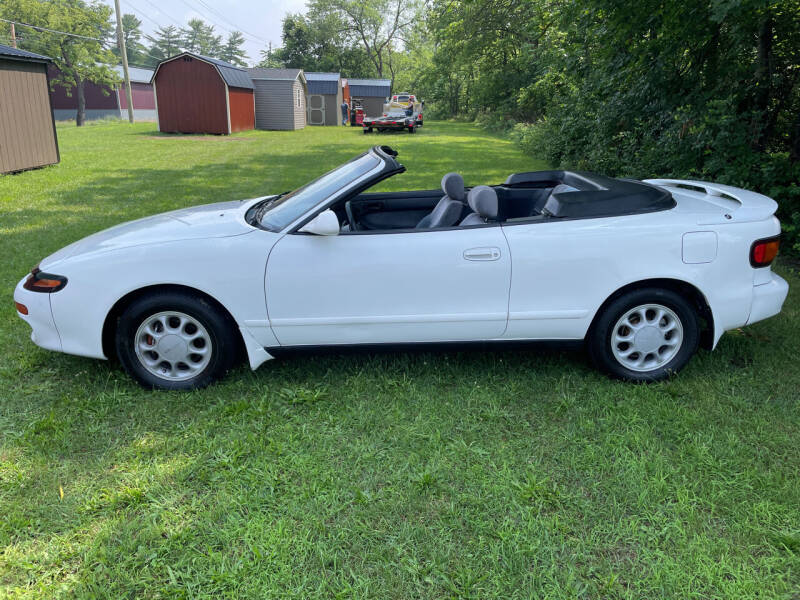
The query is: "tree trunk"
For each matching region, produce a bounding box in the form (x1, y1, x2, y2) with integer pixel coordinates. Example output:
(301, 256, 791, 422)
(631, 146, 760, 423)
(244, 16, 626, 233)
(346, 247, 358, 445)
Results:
(76, 78, 86, 127)
(751, 14, 773, 151)
(790, 109, 800, 163)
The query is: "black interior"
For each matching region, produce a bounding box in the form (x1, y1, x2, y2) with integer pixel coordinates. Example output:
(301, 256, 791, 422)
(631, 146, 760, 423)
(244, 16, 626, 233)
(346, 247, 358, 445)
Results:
(334, 169, 675, 232)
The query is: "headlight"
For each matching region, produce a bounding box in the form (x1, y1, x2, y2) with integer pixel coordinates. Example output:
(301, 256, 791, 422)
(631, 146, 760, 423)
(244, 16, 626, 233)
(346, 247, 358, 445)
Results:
(23, 266, 68, 293)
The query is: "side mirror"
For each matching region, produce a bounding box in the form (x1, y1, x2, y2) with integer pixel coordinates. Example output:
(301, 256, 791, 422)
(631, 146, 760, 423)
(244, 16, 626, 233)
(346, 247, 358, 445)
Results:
(299, 209, 340, 236)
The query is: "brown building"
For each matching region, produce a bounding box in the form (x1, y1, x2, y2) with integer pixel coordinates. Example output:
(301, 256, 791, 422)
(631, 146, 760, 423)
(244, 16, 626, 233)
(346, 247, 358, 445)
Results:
(49, 65, 156, 122)
(0, 44, 59, 174)
(152, 53, 255, 134)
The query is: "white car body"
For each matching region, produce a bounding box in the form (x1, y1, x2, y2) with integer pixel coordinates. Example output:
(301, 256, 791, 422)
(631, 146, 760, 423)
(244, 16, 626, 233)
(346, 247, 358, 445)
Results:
(14, 147, 788, 379)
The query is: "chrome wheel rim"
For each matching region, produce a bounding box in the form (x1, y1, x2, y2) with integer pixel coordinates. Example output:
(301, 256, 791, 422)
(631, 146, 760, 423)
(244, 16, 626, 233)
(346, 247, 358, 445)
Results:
(134, 311, 212, 381)
(611, 303, 683, 373)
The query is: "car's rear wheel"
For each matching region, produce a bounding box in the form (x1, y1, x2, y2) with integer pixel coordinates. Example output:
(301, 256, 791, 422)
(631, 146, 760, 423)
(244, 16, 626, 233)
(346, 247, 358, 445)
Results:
(115, 291, 239, 390)
(587, 287, 698, 381)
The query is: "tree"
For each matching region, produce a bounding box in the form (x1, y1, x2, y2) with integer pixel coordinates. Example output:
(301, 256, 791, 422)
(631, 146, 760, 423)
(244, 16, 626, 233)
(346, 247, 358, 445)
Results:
(181, 18, 221, 57)
(306, 0, 420, 80)
(275, 11, 373, 76)
(220, 31, 247, 66)
(145, 25, 182, 65)
(111, 13, 147, 66)
(257, 42, 284, 68)
(0, 0, 119, 126)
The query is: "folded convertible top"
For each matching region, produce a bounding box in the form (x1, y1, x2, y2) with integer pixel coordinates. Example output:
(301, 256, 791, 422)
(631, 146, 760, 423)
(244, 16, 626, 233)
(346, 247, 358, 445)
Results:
(505, 170, 676, 218)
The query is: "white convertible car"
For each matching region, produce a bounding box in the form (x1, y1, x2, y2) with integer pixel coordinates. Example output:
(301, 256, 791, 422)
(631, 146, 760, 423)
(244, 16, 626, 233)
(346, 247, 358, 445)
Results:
(14, 146, 788, 389)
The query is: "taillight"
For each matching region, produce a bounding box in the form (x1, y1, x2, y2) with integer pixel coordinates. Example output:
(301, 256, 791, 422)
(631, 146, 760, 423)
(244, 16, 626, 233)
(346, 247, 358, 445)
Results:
(15, 302, 28, 315)
(23, 267, 67, 293)
(750, 236, 780, 268)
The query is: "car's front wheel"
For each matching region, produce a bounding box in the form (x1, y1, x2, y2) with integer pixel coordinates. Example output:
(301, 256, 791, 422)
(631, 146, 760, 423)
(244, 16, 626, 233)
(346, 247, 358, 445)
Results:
(115, 291, 239, 390)
(587, 287, 699, 381)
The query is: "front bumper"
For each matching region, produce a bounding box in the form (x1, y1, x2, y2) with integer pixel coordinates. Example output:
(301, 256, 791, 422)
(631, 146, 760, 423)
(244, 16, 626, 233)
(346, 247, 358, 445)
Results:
(746, 272, 789, 325)
(13, 276, 62, 352)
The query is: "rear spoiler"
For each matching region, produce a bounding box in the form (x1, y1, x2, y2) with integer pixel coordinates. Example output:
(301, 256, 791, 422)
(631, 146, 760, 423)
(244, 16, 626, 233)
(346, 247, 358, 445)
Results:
(644, 179, 778, 224)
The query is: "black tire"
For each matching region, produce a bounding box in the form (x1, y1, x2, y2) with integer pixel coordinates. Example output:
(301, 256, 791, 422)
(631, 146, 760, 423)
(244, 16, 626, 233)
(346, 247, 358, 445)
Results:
(362, 128, 368, 134)
(408, 126, 415, 134)
(587, 287, 699, 382)
(115, 290, 239, 390)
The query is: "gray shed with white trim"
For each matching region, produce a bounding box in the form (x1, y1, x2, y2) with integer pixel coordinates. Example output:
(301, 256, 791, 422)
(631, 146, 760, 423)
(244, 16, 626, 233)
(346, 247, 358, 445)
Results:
(305, 72, 344, 126)
(246, 68, 307, 130)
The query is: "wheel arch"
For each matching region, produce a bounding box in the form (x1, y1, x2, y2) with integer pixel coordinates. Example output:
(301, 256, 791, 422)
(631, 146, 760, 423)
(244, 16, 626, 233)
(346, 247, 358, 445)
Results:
(101, 283, 245, 361)
(588, 278, 715, 349)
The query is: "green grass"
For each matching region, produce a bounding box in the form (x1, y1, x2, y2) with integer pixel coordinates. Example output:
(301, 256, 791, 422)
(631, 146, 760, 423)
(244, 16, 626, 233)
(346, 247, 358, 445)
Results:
(1, 120, 799, 599)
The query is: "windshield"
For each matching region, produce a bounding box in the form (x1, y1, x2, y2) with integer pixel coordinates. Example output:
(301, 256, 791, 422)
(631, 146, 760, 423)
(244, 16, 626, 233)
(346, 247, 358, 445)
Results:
(387, 110, 407, 117)
(258, 153, 381, 231)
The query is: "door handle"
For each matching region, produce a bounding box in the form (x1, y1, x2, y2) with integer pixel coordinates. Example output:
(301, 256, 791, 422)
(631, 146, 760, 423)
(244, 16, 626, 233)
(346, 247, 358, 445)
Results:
(463, 247, 501, 261)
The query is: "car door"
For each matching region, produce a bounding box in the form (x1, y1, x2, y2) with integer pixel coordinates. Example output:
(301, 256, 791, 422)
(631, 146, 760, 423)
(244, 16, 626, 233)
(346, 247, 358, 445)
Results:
(348, 190, 442, 231)
(265, 227, 511, 346)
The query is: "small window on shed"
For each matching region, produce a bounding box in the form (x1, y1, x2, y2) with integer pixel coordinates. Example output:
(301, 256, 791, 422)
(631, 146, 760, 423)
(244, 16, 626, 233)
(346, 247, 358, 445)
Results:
(295, 87, 301, 108)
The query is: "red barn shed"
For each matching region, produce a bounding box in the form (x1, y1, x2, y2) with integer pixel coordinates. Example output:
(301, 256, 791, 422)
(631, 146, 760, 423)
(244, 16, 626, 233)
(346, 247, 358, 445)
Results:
(151, 53, 254, 134)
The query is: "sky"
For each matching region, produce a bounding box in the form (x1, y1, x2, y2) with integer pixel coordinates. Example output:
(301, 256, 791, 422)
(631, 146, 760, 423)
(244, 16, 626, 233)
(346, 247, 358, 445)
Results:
(103, 0, 309, 65)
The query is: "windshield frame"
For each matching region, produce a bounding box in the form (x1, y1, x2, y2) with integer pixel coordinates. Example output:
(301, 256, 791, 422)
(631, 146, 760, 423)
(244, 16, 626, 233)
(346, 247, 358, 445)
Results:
(255, 146, 403, 233)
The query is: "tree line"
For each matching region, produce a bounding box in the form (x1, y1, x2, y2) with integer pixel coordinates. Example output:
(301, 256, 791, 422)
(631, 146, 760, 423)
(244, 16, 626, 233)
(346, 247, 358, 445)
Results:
(269, 0, 800, 254)
(120, 18, 247, 68)
(2, 0, 798, 251)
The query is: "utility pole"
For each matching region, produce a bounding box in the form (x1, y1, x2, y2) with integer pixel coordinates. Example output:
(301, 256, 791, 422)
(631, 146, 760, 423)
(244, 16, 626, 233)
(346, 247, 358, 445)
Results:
(10, 23, 16, 48)
(113, 0, 135, 123)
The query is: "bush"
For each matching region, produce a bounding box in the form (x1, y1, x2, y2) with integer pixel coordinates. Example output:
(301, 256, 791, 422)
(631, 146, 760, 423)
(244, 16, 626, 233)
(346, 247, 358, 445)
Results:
(485, 114, 800, 256)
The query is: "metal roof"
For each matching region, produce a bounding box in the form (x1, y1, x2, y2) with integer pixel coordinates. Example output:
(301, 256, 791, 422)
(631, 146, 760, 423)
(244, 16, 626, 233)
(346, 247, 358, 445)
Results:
(305, 72, 340, 95)
(0, 44, 51, 63)
(246, 67, 303, 81)
(348, 78, 392, 97)
(152, 53, 254, 90)
(113, 65, 153, 84)
(306, 72, 340, 81)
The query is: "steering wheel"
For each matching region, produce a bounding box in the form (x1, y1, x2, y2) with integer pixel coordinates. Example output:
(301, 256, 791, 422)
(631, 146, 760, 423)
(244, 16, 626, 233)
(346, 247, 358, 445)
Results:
(345, 201, 361, 231)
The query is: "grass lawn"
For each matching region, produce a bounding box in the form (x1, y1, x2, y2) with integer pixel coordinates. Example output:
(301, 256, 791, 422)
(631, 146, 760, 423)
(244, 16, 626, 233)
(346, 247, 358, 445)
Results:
(1, 120, 799, 599)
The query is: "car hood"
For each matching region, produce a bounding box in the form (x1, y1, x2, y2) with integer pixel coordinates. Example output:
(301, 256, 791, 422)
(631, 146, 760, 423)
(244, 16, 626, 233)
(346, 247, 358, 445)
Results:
(41, 198, 264, 269)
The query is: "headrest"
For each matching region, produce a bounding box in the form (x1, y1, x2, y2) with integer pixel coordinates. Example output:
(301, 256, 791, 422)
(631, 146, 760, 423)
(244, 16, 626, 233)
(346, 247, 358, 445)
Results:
(441, 172, 466, 201)
(467, 185, 498, 219)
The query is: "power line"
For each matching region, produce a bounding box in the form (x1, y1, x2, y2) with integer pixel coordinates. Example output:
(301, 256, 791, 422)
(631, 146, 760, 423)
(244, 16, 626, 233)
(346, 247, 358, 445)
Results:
(175, 0, 268, 46)
(193, 0, 269, 45)
(3, 16, 168, 66)
(128, 0, 185, 30)
(122, 2, 166, 30)
(0, 17, 106, 42)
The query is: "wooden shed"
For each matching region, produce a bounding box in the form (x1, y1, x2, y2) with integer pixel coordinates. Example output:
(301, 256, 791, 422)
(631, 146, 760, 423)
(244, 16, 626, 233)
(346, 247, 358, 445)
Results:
(246, 68, 307, 130)
(0, 44, 59, 174)
(348, 78, 392, 118)
(152, 53, 255, 134)
(305, 72, 343, 126)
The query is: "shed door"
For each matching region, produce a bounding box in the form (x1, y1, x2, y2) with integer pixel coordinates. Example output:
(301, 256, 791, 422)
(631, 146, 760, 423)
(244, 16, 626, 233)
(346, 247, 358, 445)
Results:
(308, 95, 325, 125)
